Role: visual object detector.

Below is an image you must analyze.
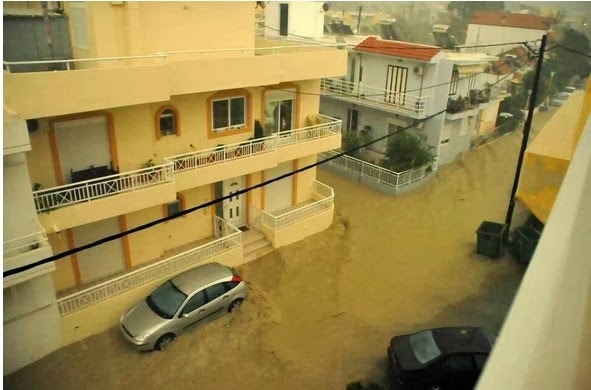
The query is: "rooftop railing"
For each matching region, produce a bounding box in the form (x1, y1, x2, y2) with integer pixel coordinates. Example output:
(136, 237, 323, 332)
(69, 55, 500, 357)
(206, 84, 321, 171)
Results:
(3, 218, 49, 258)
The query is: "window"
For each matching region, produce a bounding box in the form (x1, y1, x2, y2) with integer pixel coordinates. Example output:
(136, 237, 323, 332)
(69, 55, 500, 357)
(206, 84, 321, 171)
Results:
(346, 108, 359, 132)
(212, 97, 246, 132)
(156, 106, 179, 139)
(182, 290, 206, 314)
(409, 330, 442, 364)
(166, 196, 183, 217)
(385, 65, 408, 104)
(449, 70, 459, 95)
(223, 281, 240, 291)
(146, 281, 187, 319)
(205, 283, 227, 303)
(69, 2, 89, 49)
(441, 355, 475, 373)
(468, 75, 476, 91)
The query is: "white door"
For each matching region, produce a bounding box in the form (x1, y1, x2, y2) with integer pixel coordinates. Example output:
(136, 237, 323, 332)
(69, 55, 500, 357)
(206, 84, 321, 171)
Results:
(54, 116, 111, 183)
(265, 162, 293, 214)
(71, 218, 126, 284)
(223, 177, 246, 227)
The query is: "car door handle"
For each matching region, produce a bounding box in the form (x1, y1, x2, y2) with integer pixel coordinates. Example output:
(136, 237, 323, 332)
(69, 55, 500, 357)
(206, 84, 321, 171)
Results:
(199, 309, 206, 313)
(222, 296, 229, 300)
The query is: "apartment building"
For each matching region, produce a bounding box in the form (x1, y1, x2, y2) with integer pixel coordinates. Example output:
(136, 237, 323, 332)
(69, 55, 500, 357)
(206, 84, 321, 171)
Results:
(3, 1, 346, 373)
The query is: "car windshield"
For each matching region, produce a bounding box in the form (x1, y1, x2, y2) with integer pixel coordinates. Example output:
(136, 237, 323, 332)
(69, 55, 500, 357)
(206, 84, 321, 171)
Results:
(409, 330, 442, 364)
(146, 281, 187, 319)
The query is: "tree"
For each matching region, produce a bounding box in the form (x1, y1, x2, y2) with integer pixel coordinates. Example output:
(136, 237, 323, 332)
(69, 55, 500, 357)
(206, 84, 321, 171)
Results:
(547, 28, 591, 90)
(381, 132, 435, 172)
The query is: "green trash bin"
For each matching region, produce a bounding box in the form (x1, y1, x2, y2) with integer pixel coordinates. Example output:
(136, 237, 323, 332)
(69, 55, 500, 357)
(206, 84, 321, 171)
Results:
(476, 221, 508, 258)
(511, 226, 541, 264)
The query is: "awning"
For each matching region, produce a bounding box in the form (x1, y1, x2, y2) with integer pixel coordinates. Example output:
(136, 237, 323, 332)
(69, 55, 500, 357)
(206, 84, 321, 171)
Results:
(458, 64, 484, 76)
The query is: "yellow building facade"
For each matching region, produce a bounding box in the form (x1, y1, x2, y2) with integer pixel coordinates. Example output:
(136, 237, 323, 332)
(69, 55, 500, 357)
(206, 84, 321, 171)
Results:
(3, 1, 346, 372)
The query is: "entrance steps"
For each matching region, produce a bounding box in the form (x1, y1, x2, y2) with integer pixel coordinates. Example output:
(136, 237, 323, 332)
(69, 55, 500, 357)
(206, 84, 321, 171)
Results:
(241, 228, 274, 263)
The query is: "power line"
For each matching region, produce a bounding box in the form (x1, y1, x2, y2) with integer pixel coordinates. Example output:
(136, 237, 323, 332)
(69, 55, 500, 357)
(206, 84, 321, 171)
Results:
(3, 49, 521, 278)
(553, 43, 591, 59)
(3, 108, 445, 278)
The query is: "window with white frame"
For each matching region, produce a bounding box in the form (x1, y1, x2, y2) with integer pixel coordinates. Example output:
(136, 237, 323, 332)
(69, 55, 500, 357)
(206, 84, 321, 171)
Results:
(346, 108, 359, 132)
(212, 96, 246, 132)
(468, 75, 476, 91)
(449, 70, 459, 95)
(69, 2, 90, 49)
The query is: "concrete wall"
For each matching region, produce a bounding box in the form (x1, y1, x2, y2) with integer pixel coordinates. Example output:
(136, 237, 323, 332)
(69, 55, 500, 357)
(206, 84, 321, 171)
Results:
(4, 273, 60, 375)
(465, 24, 546, 56)
(265, 1, 326, 39)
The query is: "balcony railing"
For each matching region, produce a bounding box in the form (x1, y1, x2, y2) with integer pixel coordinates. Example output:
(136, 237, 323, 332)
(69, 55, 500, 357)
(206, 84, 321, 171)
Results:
(320, 151, 433, 189)
(164, 136, 277, 172)
(275, 114, 342, 147)
(321, 78, 428, 116)
(33, 163, 174, 212)
(165, 115, 341, 172)
(3, 218, 48, 258)
(3, 43, 344, 73)
(56, 217, 241, 316)
(251, 181, 334, 231)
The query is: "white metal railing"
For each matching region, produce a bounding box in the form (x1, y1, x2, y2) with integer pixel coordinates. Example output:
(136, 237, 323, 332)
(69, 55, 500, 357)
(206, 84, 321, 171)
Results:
(3, 43, 344, 73)
(321, 78, 428, 115)
(275, 114, 342, 147)
(3, 219, 49, 258)
(33, 163, 174, 212)
(321, 151, 433, 189)
(56, 216, 241, 316)
(251, 181, 334, 231)
(164, 136, 277, 172)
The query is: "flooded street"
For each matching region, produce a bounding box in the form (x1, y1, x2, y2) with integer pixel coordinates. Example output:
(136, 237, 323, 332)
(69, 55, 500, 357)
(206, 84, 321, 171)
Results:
(5, 110, 557, 389)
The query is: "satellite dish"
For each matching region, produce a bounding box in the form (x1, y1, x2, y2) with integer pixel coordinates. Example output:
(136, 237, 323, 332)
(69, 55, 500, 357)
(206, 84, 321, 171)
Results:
(323, 3, 329, 12)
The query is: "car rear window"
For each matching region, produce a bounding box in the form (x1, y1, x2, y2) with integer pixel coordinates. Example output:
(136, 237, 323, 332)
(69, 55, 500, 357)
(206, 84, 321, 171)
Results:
(409, 330, 442, 364)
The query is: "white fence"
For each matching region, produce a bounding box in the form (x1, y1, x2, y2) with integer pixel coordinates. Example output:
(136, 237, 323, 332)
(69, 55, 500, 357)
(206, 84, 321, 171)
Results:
(3, 219, 48, 258)
(56, 217, 241, 316)
(320, 78, 428, 116)
(165, 136, 277, 172)
(276, 115, 342, 147)
(33, 163, 174, 212)
(251, 181, 334, 231)
(320, 151, 432, 189)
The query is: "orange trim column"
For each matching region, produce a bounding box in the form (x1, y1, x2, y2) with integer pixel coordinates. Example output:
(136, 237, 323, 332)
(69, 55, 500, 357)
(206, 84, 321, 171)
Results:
(48, 128, 65, 185)
(292, 159, 299, 205)
(260, 171, 266, 210)
(66, 229, 82, 285)
(210, 184, 216, 231)
(246, 174, 252, 223)
(119, 216, 133, 270)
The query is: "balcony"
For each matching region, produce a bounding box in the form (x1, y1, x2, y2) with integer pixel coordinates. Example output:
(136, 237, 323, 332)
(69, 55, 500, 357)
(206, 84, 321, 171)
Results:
(321, 78, 428, 118)
(3, 218, 54, 288)
(250, 181, 335, 248)
(56, 217, 242, 316)
(3, 42, 347, 120)
(33, 163, 176, 231)
(3, 108, 31, 156)
(446, 87, 508, 120)
(166, 115, 342, 190)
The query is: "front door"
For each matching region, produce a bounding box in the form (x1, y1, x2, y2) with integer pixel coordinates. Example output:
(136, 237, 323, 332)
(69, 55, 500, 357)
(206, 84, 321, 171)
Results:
(223, 177, 246, 227)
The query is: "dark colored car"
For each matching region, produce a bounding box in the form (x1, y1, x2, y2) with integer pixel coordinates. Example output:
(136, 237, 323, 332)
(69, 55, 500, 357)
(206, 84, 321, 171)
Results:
(387, 327, 496, 390)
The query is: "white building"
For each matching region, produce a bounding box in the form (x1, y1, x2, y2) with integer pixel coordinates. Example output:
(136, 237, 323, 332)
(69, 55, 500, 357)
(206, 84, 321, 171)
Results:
(465, 11, 553, 56)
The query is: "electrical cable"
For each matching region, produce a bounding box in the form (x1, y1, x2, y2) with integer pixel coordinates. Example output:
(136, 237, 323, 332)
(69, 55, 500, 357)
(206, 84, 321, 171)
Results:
(553, 43, 591, 59)
(2, 46, 523, 278)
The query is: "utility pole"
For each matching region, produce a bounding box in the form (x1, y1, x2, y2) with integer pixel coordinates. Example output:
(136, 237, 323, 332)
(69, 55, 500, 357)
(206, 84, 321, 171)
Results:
(505, 34, 547, 231)
(356, 6, 362, 34)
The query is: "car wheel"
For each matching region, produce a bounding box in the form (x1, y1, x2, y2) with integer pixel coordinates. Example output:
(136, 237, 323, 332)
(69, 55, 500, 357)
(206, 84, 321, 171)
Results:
(155, 333, 174, 351)
(228, 298, 244, 313)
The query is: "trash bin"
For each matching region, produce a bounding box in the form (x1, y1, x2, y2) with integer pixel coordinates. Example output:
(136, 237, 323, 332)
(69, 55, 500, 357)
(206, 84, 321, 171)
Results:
(511, 226, 541, 264)
(476, 221, 508, 258)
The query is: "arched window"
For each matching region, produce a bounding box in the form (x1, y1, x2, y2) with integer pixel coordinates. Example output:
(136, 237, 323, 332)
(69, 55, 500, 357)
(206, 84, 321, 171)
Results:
(156, 106, 179, 139)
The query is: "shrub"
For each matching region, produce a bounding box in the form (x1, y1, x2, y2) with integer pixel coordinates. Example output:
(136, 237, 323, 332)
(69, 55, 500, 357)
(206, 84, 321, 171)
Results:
(381, 131, 435, 172)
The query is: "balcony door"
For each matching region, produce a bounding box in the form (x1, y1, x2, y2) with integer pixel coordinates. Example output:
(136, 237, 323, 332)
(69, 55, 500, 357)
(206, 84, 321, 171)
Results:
(264, 89, 296, 136)
(385, 65, 408, 105)
(264, 162, 293, 214)
(279, 3, 289, 36)
(71, 217, 125, 284)
(223, 177, 246, 228)
(53, 115, 112, 184)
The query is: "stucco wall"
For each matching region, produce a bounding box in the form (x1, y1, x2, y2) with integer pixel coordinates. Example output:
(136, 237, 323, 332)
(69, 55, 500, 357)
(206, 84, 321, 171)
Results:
(465, 24, 546, 56)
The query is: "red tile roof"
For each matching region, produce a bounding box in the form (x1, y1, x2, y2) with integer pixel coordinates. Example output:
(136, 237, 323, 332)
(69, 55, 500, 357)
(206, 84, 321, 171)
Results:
(354, 37, 442, 62)
(470, 11, 554, 31)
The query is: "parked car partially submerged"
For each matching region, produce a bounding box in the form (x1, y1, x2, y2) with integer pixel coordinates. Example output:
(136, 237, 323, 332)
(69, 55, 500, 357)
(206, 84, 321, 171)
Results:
(551, 92, 571, 107)
(387, 327, 496, 390)
(120, 262, 248, 351)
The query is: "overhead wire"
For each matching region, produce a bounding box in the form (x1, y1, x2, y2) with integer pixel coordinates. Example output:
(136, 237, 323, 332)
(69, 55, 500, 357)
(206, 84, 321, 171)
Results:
(4, 68, 518, 278)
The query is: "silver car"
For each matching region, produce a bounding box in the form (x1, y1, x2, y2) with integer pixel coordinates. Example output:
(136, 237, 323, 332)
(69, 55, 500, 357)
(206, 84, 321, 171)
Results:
(120, 262, 248, 351)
